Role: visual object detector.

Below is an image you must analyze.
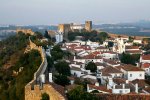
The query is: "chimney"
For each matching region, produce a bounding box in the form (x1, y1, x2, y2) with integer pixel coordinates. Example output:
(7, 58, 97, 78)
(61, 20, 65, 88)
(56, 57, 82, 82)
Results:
(108, 78, 113, 86)
(122, 84, 125, 89)
(49, 73, 53, 83)
(113, 85, 116, 89)
(135, 83, 138, 93)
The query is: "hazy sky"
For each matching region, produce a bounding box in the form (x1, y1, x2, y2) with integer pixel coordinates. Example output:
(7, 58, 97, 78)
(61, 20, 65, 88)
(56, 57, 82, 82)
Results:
(0, 0, 150, 25)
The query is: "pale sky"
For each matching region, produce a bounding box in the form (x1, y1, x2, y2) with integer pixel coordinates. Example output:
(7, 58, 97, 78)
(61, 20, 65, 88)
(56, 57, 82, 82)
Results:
(0, 0, 150, 25)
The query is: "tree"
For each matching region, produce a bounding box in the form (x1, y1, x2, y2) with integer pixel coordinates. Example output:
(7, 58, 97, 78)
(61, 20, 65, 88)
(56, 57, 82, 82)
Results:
(128, 36, 134, 42)
(51, 45, 64, 60)
(46, 56, 54, 72)
(108, 41, 114, 47)
(85, 62, 97, 72)
(44, 30, 51, 39)
(67, 86, 97, 100)
(121, 53, 140, 65)
(98, 32, 108, 43)
(54, 61, 71, 76)
(41, 93, 50, 100)
(35, 31, 43, 39)
(54, 74, 70, 86)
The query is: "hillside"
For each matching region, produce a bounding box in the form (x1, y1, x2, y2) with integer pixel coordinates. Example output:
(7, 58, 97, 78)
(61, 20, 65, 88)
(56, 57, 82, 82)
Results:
(0, 33, 42, 100)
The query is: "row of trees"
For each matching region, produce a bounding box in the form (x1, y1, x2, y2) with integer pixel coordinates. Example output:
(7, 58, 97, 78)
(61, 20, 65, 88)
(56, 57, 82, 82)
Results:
(68, 31, 109, 43)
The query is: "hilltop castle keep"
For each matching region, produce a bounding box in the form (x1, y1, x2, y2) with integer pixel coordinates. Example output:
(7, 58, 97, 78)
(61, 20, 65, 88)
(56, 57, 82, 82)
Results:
(58, 21, 93, 38)
(16, 29, 35, 35)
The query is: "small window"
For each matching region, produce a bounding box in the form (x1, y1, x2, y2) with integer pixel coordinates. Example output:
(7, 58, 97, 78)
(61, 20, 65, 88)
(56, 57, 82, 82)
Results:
(120, 90, 123, 94)
(139, 74, 142, 77)
(130, 74, 132, 77)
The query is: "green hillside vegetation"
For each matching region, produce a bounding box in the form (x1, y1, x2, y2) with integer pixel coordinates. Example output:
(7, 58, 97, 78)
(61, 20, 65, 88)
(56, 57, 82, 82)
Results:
(68, 31, 109, 43)
(0, 33, 42, 100)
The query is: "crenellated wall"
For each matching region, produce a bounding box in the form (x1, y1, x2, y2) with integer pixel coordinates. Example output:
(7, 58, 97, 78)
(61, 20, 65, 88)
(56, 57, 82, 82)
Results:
(25, 84, 65, 100)
(25, 37, 65, 100)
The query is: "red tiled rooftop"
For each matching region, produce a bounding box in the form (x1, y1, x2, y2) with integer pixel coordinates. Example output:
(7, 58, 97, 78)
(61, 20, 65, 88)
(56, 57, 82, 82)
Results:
(113, 78, 126, 85)
(142, 54, 150, 60)
(101, 66, 123, 74)
(88, 84, 112, 93)
(141, 63, 150, 68)
(126, 46, 139, 49)
(118, 64, 144, 71)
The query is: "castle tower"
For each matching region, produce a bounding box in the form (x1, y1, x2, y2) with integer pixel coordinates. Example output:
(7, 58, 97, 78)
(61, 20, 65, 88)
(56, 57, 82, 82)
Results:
(58, 24, 71, 39)
(85, 21, 92, 32)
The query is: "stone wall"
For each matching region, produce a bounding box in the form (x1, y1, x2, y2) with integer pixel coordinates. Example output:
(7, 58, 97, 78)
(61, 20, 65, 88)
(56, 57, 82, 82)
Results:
(25, 84, 65, 100)
(25, 37, 65, 100)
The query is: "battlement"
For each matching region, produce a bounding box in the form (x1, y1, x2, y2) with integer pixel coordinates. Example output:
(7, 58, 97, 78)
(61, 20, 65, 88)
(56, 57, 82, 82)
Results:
(25, 84, 65, 100)
(16, 29, 35, 35)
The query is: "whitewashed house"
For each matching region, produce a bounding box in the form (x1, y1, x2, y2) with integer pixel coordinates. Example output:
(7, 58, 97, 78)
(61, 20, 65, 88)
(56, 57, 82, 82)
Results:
(112, 84, 130, 94)
(117, 64, 145, 81)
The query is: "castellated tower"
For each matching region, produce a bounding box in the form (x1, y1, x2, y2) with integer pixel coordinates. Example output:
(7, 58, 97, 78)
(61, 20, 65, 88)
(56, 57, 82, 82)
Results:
(85, 21, 92, 32)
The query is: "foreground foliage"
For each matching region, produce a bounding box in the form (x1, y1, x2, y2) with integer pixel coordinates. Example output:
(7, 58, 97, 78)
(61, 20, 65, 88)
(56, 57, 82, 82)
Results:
(0, 34, 42, 100)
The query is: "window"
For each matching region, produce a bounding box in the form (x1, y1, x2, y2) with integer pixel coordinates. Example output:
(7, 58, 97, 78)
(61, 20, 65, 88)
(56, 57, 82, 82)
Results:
(139, 74, 142, 77)
(120, 90, 123, 94)
(130, 74, 132, 77)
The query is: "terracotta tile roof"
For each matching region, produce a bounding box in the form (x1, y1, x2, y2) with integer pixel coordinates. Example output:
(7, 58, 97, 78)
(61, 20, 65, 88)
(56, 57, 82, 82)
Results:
(104, 59, 120, 65)
(78, 54, 102, 59)
(126, 50, 142, 54)
(131, 79, 150, 88)
(143, 87, 150, 93)
(92, 51, 101, 56)
(141, 63, 150, 68)
(126, 46, 139, 49)
(118, 64, 144, 71)
(101, 66, 123, 74)
(101, 51, 117, 54)
(102, 72, 111, 76)
(142, 54, 150, 60)
(88, 84, 112, 93)
(113, 78, 126, 85)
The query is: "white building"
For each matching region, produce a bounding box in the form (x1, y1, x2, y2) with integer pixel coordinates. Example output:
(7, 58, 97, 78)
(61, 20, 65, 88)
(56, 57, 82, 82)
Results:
(117, 65, 145, 81)
(70, 67, 84, 77)
(55, 32, 63, 43)
(112, 84, 130, 94)
(133, 39, 142, 44)
(141, 63, 150, 75)
(113, 38, 125, 54)
(101, 52, 118, 59)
